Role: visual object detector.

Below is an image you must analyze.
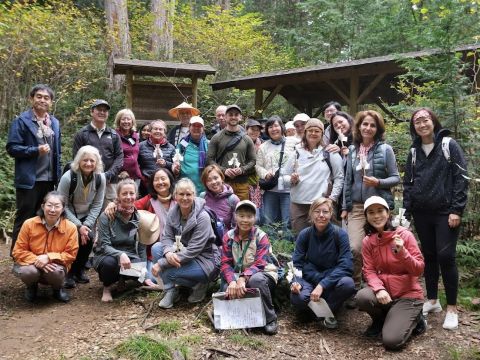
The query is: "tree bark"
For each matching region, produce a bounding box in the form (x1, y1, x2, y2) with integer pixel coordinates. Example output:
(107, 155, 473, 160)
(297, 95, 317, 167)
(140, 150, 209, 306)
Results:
(105, 0, 131, 90)
(150, 0, 175, 61)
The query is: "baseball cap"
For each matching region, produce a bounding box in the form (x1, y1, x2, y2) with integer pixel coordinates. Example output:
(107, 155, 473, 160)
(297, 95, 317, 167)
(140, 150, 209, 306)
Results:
(226, 104, 242, 114)
(285, 121, 295, 130)
(245, 119, 263, 129)
(91, 99, 111, 110)
(364, 196, 389, 212)
(235, 200, 257, 213)
(189, 116, 204, 126)
(293, 113, 310, 124)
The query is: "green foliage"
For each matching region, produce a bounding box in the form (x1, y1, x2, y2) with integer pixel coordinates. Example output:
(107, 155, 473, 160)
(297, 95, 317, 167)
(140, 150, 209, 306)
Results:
(115, 335, 188, 360)
(228, 332, 264, 349)
(173, 5, 297, 81)
(447, 347, 480, 360)
(0, 0, 108, 128)
(154, 320, 181, 336)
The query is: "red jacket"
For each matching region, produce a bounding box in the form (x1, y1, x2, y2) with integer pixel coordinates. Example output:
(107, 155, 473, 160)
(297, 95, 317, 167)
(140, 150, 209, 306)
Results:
(362, 226, 424, 300)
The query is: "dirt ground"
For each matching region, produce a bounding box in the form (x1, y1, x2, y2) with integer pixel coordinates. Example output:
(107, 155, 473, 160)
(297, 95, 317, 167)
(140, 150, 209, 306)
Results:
(1, 241, 479, 360)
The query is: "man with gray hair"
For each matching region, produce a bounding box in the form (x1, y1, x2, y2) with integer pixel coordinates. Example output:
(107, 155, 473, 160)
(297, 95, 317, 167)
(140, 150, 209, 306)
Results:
(7, 84, 62, 254)
(209, 105, 227, 137)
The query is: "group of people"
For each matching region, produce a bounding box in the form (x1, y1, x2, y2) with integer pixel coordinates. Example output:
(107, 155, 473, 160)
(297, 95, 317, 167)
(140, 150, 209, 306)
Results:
(7, 84, 468, 349)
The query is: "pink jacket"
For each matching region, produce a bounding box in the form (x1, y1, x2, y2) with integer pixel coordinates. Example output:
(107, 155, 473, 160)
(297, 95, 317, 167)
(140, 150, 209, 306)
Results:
(362, 226, 424, 300)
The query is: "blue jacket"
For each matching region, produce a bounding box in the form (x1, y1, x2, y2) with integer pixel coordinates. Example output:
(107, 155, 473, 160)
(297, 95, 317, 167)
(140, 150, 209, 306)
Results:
(293, 223, 353, 290)
(6, 109, 61, 189)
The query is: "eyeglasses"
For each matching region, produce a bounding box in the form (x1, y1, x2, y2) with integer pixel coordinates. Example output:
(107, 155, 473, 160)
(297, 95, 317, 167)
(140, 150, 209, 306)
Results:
(44, 203, 62, 210)
(313, 209, 331, 216)
(306, 129, 322, 134)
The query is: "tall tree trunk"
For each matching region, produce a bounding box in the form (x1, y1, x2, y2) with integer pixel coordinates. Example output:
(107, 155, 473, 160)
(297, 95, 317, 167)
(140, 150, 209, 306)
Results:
(150, 0, 175, 61)
(105, 0, 131, 90)
(216, 0, 230, 10)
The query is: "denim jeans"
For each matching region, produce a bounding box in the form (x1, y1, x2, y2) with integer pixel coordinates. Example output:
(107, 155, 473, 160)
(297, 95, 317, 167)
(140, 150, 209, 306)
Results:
(263, 191, 292, 239)
(151, 242, 208, 290)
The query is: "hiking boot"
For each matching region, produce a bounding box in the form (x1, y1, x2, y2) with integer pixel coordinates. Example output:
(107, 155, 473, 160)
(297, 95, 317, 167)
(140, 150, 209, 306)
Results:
(323, 317, 338, 329)
(264, 320, 278, 335)
(412, 314, 427, 336)
(74, 269, 90, 284)
(24, 284, 38, 302)
(64, 274, 76, 289)
(53, 288, 70, 303)
(364, 319, 384, 338)
(159, 288, 180, 309)
(187, 282, 208, 303)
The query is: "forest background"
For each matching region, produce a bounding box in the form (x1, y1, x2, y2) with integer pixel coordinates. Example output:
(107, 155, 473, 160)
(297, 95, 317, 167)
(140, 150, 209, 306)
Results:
(0, 0, 479, 308)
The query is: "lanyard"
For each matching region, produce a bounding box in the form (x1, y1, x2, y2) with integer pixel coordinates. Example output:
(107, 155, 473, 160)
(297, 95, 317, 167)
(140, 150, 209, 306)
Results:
(234, 239, 252, 273)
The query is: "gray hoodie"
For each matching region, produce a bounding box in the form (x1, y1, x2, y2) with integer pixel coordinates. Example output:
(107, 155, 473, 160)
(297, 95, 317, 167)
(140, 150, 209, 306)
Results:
(159, 197, 220, 280)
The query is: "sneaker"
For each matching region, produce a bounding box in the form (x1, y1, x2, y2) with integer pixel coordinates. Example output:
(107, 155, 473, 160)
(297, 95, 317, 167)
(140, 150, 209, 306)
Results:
(264, 320, 278, 335)
(187, 282, 208, 303)
(24, 284, 38, 302)
(442, 311, 458, 330)
(159, 288, 180, 309)
(323, 317, 338, 329)
(423, 300, 442, 316)
(364, 319, 384, 338)
(412, 314, 427, 336)
(64, 274, 76, 289)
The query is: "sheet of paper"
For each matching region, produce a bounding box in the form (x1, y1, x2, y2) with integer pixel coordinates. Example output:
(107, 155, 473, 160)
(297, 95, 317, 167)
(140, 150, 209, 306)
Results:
(212, 290, 266, 330)
(308, 298, 334, 318)
(119, 261, 146, 278)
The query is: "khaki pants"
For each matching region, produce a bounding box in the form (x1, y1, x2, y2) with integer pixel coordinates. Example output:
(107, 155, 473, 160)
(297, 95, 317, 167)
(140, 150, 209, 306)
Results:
(226, 181, 249, 201)
(13, 264, 66, 290)
(290, 202, 311, 236)
(346, 203, 366, 286)
(357, 287, 423, 350)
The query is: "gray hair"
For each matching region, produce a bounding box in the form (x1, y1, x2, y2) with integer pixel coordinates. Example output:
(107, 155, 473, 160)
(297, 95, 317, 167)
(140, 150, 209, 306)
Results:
(116, 178, 137, 197)
(174, 178, 197, 197)
(70, 145, 104, 174)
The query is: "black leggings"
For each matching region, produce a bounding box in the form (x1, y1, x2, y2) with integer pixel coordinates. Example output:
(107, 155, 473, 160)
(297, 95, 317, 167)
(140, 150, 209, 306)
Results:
(413, 212, 459, 305)
(97, 256, 122, 287)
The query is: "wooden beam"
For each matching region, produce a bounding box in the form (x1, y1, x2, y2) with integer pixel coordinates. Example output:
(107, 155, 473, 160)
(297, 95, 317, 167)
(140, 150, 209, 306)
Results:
(349, 74, 359, 115)
(261, 84, 283, 109)
(191, 76, 198, 107)
(255, 88, 263, 116)
(357, 73, 386, 104)
(126, 70, 133, 109)
(325, 80, 349, 104)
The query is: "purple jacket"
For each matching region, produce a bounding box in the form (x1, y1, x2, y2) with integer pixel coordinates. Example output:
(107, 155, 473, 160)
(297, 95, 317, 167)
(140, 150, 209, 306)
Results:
(119, 131, 142, 180)
(201, 184, 239, 230)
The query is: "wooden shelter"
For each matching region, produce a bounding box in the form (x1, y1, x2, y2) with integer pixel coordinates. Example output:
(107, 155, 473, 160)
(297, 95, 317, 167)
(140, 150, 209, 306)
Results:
(211, 44, 479, 117)
(113, 59, 216, 123)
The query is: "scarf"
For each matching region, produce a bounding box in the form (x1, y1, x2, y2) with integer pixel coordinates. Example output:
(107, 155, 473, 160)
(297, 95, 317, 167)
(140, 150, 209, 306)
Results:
(183, 133, 208, 169)
(115, 199, 135, 218)
(271, 137, 285, 146)
(150, 137, 168, 146)
(358, 142, 374, 158)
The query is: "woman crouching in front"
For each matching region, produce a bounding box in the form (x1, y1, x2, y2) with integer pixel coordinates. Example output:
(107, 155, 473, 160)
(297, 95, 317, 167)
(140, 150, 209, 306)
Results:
(151, 178, 220, 309)
(357, 196, 426, 350)
(93, 179, 147, 302)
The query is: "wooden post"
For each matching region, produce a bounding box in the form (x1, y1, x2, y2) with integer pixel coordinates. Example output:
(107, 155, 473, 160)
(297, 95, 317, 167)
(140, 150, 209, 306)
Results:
(191, 76, 198, 107)
(349, 74, 359, 115)
(254, 88, 263, 118)
(126, 70, 133, 109)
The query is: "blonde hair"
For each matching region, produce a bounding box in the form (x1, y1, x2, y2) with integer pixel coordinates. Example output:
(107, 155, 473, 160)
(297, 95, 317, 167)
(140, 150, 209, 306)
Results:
(174, 178, 197, 197)
(308, 197, 333, 219)
(70, 145, 104, 174)
(114, 109, 137, 131)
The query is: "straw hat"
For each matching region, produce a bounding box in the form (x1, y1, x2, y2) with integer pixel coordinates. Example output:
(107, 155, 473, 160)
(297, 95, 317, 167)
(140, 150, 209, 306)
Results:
(137, 210, 161, 245)
(168, 102, 200, 118)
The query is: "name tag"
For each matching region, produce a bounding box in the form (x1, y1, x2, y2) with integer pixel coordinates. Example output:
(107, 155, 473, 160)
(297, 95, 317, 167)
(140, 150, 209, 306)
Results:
(180, 139, 189, 148)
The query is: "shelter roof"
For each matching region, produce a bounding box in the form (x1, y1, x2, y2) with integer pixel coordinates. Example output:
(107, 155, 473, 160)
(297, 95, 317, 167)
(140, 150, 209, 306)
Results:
(113, 59, 216, 79)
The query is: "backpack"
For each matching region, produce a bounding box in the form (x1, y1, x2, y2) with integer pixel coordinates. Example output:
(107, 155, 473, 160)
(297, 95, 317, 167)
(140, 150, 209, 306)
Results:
(204, 206, 225, 247)
(409, 137, 451, 182)
(295, 148, 332, 173)
(62, 162, 101, 211)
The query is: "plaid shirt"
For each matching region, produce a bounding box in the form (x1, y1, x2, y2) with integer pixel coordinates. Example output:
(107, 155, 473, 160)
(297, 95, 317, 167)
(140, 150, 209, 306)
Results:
(220, 226, 270, 284)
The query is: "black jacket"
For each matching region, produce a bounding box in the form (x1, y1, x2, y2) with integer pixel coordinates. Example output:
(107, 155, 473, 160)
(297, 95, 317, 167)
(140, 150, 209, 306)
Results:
(73, 124, 123, 183)
(403, 128, 468, 216)
(138, 139, 175, 179)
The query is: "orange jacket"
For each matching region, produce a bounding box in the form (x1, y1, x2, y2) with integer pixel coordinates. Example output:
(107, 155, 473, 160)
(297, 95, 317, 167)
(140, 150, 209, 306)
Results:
(13, 216, 79, 270)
